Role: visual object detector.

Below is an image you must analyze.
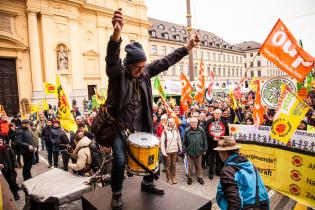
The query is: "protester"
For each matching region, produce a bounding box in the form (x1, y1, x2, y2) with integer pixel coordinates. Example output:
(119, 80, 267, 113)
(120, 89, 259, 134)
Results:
(16, 119, 35, 181)
(0, 136, 20, 200)
(68, 135, 92, 175)
(59, 130, 74, 171)
(29, 122, 39, 164)
(0, 115, 9, 144)
(36, 111, 47, 150)
(215, 136, 269, 210)
(42, 120, 53, 168)
(184, 117, 208, 185)
(156, 114, 168, 138)
(11, 115, 21, 127)
(160, 118, 182, 184)
(50, 120, 62, 168)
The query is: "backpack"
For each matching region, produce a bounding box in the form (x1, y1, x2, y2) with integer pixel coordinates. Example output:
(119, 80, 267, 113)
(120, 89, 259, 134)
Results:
(88, 141, 102, 172)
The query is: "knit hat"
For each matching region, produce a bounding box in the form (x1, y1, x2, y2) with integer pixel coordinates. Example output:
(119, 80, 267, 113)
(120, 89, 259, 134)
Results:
(125, 42, 147, 64)
(21, 119, 30, 124)
(214, 136, 241, 151)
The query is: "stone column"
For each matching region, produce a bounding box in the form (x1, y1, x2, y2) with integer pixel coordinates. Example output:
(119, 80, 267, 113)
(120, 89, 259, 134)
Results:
(41, 13, 56, 84)
(97, 14, 108, 90)
(27, 11, 44, 94)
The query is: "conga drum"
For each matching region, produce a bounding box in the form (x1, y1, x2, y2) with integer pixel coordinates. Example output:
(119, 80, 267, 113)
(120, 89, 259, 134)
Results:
(126, 132, 159, 176)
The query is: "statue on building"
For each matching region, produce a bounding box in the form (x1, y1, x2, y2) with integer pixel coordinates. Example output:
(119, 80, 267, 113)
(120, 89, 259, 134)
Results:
(57, 45, 68, 70)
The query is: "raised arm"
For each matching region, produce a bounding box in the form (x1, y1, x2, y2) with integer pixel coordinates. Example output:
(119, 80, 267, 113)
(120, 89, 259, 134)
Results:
(145, 31, 200, 78)
(105, 9, 124, 79)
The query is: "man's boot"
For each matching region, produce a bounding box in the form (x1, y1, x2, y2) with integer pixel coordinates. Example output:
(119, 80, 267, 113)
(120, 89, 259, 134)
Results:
(141, 182, 164, 195)
(111, 193, 122, 210)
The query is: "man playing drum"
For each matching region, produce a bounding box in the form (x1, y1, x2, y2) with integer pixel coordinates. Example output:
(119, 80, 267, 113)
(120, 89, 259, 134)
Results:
(106, 9, 200, 210)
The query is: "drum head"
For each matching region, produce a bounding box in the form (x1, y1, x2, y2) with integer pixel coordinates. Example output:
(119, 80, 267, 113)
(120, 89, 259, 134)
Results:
(128, 132, 159, 147)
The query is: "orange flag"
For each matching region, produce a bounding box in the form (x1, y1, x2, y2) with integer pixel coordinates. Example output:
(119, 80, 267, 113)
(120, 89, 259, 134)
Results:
(260, 19, 314, 82)
(253, 80, 265, 125)
(161, 96, 181, 125)
(180, 72, 193, 112)
(194, 58, 205, 104)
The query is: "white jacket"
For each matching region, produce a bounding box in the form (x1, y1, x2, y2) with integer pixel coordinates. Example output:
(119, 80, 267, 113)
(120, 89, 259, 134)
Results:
(160, 127, 182, 156)
(68, 136, 92, 171)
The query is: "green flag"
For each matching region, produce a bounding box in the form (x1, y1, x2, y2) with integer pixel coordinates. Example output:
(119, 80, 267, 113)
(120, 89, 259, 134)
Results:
(154, 76, 166, 99)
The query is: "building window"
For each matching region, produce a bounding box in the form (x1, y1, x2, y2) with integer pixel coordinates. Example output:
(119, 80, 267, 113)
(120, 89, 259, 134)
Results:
(152, 45, 157, 55)
(151, 30, 156, 37)
(236, 69, 238, 77)
(257, 61, 261, 67)
(244, 63, 247, 68)
(232, 56, 234, 63)
(163, 33, 169, 39)
(250, 52, 253, 57)
(257, 70, 261, 77)
(236, 56, 238, 63)
(212, 52, 216, 61)
(194, 65, 198, 77)
(217, 67, 221, 77)
(251, 71, 254, 77)
(223, 68, 226, 77)
(240, 69, 243, 76)
(257, 52, 260, 56)
(207, 66, 211, 76)
(200, 51, 203, 59)
(240, 56, 242, 63)
(213, 67, 216, 76)
(218, 54, 221, 62)
(232, 68, 235, 76)
(244, 54, 246, 58)
(172, 65, 176, 75)
(206, 52, 210, 61)
(227, 55, 230, 62)
(161, 46, 166, 56)
(250, 62, 253, 67)
(222, 54, 225, 62)
(227, 68, 230, 76)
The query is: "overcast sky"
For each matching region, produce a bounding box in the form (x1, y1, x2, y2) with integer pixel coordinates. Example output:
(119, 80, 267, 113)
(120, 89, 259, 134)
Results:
(146, 0, 315, 56)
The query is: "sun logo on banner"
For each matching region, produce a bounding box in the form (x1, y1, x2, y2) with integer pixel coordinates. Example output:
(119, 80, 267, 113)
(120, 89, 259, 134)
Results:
(289, 184, 301, 195)
(292, 156, 303, 167)
(290, 170, 302, 181)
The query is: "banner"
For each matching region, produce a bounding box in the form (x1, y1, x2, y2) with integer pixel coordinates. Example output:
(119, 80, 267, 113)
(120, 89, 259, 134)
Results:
(160, 96, 181, 125)
(44, 82, 57, 95)
(270, 85, 310, 143)
(194, 58, 205, 104)
(253, 80, 265, 125)
(180, 73, 193, 112)
(56, 75, 76, 132)
(260, 19, 314, 82)
(229, 124, 315, 208)
(154, 76, 166, 99)
(260, 77, 296, 108)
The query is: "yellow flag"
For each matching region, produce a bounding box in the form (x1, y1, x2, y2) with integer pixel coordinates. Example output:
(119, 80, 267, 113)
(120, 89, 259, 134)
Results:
(42, 99, 49, 110)
(229, 89, 237, 110)
(44, 82, 57, 95)
(270, 85, 310, 143)
(94, 87, 105, 105)
(56, 75, 76, 131)
(307, 124, 315, 132)
(30, 103, 39, 113)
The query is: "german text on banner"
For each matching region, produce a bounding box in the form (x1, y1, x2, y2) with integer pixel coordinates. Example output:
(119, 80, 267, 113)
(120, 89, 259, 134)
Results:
(44, 82, 57, 95)
(229, 124, 315, 208)
(270, 85, 310, 143)
(260, 19, 314, 82)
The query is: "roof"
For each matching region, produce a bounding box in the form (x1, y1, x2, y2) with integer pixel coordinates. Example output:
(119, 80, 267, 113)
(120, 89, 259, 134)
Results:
(148, 17, 242, 52)
(233, 41, 261, 51)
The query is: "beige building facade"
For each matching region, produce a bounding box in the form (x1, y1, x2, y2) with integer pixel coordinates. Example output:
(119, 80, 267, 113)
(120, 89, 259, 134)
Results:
(0, 0, 150, 115)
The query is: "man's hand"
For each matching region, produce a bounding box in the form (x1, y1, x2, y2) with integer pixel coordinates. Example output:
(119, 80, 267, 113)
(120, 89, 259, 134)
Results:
(112, 8, 124, 42)
(28, 145, 34, 152)
(0, 164, 4, 169)
(185, 31, 201, 51)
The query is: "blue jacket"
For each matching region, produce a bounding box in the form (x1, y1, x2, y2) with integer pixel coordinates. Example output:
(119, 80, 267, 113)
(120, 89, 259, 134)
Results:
(177, 115, 187, 140)
(216, 154, 269, 210)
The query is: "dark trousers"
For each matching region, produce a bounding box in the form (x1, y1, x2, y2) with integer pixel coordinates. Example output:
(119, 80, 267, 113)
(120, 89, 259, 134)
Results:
(22, 152, 33, 180)
(2, 171, 19, 195)
(111, 134, 154, 194)
(53, 151, 59, 167)
(46, 144, 53, 165)
(61, 150, 70, 171)
(208, 149, 222, 175)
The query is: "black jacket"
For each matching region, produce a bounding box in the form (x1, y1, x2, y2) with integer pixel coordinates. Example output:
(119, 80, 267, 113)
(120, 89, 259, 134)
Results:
(105, 38, 189, 132)
(41, 125, 52, 146)
(16, 127, 34, 154)
(0, 146, 18, 176)
(50, 127, 62, 152)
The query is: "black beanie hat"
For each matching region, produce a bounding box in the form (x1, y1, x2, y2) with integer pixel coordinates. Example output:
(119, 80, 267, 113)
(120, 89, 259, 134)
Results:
(124, 42, 147, 65)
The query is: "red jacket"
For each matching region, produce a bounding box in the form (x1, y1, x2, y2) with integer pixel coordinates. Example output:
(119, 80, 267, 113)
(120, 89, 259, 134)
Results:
(156, 122, 165, 138)
(0, 120, 9, 136)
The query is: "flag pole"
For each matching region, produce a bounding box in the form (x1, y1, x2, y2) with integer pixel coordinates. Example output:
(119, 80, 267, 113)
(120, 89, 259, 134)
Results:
(186, 0, 194, 82)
